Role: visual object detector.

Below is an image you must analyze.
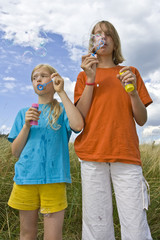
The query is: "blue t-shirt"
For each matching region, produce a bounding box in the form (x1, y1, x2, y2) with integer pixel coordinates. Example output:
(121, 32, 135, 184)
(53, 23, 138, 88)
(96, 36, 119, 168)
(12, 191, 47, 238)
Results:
(8, 103, 72, 185)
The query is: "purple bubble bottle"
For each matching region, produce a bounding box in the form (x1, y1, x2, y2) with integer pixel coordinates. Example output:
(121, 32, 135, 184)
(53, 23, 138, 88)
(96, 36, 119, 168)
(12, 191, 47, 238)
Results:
(30, 103, 39, 126)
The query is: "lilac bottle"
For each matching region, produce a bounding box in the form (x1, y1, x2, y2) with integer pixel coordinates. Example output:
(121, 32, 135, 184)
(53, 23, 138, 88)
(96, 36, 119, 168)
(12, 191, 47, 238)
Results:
(30, 103, 39, 126)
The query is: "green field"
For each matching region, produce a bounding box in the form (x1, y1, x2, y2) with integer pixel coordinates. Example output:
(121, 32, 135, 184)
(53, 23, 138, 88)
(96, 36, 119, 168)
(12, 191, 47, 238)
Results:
(0, 136, 160, 239)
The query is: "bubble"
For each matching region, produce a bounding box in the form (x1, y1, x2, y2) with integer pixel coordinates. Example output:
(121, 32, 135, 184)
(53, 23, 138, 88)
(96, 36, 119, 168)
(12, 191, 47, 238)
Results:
(22, 51, 34, 64)
(34, 46, 47, 57)
(39, 31, 48, 47)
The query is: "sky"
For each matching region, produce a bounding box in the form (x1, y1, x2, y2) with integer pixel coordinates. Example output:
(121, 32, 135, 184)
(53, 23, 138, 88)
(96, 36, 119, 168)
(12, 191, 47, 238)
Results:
(0, 0, 160, 143)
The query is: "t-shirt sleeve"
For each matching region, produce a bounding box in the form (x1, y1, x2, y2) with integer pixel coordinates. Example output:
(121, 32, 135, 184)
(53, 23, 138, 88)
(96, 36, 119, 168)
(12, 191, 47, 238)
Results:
(8, 110, 25, 143)
(133, 67, 153, 107)
(60, 103, 72, 140)
(74, 71, 86, 105)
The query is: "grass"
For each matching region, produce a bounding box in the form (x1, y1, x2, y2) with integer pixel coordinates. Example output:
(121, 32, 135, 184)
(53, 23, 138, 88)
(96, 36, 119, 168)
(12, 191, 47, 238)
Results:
(0, 136, 160, 239)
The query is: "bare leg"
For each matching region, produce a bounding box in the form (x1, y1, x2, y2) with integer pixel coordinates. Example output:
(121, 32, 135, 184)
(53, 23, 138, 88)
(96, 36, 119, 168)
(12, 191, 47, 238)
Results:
(19, 209, 39, 240)
(43, 210, 65, 240)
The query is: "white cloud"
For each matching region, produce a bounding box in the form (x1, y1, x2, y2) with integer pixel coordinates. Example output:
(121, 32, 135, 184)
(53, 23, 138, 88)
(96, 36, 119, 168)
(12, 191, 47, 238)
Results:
(20, 85, 34, 93)
(69, 47, 86, 62)
(0, 124, 11, 134)
(54, 77, 75, 103)
(143, 68, 160, 126)
(154, 138, 160, 145)
(142, 126, 160, 137)
(3, 76, 16, 81)
(4, 82, 16, 89)
(63, 77, 76, 102)
(0, 0, 159, 58)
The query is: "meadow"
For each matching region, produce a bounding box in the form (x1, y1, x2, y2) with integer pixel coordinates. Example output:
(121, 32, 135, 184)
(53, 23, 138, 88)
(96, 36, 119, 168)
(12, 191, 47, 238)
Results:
(0, 135, 160, 239)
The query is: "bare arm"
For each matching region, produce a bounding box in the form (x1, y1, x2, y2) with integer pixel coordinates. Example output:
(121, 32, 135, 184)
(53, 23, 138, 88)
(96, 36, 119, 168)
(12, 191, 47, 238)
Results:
(130, 91, 147, 126)
(11, 107, 41, 158)
(76, 54, 99, 118)
(117, 67, 147, 126)
(52, 73, 84, 131)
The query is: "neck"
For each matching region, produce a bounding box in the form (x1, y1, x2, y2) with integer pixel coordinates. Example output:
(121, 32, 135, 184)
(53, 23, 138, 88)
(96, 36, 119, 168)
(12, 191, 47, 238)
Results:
(97, 55, 116, 68)
(38, 93, 54, 104)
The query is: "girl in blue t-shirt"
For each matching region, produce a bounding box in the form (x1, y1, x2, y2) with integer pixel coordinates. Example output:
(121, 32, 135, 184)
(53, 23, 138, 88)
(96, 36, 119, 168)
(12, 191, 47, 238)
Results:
(8, 64, 84, 240)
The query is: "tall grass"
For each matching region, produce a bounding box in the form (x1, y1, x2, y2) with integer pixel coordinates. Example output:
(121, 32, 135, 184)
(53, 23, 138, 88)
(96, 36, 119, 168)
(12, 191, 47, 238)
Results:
(0, 136, 159, 239)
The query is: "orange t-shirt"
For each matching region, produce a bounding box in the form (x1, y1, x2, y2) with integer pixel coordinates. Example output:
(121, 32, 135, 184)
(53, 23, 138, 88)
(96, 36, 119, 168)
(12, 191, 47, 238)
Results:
(74, 66, 153, 165)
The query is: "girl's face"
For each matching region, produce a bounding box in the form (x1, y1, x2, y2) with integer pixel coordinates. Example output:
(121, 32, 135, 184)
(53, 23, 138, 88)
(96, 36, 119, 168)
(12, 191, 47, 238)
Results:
(32, 67, 54, 95)
(92, 23, 115, 56)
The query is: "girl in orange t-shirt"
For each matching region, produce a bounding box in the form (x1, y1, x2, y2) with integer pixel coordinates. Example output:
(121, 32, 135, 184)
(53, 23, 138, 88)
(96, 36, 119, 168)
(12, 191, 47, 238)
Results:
(74, 20, 153, 240)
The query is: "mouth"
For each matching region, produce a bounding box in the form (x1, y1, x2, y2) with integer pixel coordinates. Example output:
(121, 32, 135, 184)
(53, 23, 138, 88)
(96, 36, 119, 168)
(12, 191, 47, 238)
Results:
(37, 84, 44, 91)
(101, 43, 107, 48)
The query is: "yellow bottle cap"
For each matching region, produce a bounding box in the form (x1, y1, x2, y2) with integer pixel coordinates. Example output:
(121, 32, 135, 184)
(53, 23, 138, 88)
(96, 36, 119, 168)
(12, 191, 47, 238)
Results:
(119, 71, 126, 75)
(125, 83, 134, 92)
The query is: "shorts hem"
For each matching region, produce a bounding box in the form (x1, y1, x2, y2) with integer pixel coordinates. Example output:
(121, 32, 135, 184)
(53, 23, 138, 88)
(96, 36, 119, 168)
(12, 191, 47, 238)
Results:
(40, 203, 68, 214)
(8, 200, 39, 211)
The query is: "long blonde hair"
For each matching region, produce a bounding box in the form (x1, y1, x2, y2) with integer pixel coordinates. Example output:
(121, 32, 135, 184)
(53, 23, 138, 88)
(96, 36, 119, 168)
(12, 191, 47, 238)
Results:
(89, 20, 125, 65)
(31, 64, 62, 130)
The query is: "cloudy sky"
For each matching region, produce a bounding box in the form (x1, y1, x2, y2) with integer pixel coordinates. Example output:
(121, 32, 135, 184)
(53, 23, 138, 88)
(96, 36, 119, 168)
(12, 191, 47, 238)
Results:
(0, 0, 160, 143)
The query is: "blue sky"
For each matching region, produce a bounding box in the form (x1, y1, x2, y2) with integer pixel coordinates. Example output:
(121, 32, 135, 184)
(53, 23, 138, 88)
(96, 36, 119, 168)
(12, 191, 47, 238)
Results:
(0, 0, 160, 143)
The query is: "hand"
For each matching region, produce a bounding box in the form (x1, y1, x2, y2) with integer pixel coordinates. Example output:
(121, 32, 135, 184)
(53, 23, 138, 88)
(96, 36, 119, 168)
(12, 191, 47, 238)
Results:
(51, 73, 64, 93)
(81, 54, 99, 81)
(25, 107, 41, 127)
(117, 66, 137, 95)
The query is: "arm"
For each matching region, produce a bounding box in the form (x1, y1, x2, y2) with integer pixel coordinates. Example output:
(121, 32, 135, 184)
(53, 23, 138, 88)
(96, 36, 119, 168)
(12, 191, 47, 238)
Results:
(117, 67, 147, 126)
(52, 73, 84, 131)
(12, 107, 41, 158)
(75, 54, 99, 118)
(130, 91, 147, 126)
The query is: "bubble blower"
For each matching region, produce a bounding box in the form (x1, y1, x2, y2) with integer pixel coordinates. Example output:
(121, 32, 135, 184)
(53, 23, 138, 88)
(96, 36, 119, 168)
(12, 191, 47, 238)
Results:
(90, 39, 105, 57)
(30, 103, 39, 125)
(119, 71, 135, 92)
(37, 79, 53, 91)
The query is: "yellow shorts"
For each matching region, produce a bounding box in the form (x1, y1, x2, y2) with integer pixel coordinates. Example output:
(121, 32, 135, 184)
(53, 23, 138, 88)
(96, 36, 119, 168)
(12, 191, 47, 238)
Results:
(8, 182, 67, 214)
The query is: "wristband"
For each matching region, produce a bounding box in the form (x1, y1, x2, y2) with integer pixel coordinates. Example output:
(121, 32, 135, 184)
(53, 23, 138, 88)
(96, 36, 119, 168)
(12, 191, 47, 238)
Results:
(86, 82, 95, 86)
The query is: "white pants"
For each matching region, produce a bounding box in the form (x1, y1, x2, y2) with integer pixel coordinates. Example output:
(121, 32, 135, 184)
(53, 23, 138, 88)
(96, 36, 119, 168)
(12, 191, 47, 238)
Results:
(81, 161, 152, 240)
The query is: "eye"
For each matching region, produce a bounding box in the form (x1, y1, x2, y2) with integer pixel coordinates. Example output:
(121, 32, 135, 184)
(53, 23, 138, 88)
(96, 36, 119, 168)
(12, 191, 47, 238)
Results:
(91, 33, 101, 40)
(105, 32, 111, 37)
(32, 76, 37, 81)
(95, 33, 101, 38)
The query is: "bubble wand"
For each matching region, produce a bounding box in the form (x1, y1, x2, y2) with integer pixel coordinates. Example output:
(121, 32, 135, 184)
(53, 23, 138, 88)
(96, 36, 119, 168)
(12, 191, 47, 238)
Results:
(37, 79, 53, 91)
(90, 39, 105, 57)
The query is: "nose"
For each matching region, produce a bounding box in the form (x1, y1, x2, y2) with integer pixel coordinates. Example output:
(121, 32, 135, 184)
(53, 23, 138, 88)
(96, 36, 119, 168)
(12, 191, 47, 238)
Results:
(36, 75, 42, 82)
(101, 33, 106, 40)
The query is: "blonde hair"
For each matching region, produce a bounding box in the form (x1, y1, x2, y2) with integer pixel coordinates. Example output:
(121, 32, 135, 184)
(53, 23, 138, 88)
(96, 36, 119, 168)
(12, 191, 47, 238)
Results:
(31, 64, 62, 130)
(89, 20, 125, 65)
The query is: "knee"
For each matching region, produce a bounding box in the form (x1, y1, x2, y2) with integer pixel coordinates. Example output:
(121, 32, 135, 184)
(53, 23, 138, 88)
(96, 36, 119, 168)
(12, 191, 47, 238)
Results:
(20, 226, 37, 240)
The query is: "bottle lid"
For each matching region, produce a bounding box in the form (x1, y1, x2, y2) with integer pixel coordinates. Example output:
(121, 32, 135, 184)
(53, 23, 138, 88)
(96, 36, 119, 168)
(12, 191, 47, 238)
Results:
(32, 103, 39, 108)
(125, 84, 134, 92)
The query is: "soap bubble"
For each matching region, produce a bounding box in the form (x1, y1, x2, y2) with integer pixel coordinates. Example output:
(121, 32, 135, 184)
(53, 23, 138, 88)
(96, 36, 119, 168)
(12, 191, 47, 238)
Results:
(34, 46, 47, 57)
(22, 30, 49, 61)
(39, 31, 48, 47)
(22, 51, 34, 64)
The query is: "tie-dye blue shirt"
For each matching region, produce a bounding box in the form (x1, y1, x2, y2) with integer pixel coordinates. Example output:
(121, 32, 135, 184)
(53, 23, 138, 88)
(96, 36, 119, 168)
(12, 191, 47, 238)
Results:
(8, 103, 72, 185)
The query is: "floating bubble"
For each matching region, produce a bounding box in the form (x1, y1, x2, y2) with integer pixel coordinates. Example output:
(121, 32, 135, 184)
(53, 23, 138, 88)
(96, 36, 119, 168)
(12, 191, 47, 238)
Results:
(27, 30, 48, 47)
(39, 31, 49, 47)
(34, 46, 47, 57)
(22, 51, 34, 64)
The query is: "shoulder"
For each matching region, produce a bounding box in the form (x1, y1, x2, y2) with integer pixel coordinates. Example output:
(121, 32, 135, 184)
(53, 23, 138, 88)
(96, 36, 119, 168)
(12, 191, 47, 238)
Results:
(18, 107, 30, 116)
(129, 66, 141, 75)
(77, 71, 87, 80)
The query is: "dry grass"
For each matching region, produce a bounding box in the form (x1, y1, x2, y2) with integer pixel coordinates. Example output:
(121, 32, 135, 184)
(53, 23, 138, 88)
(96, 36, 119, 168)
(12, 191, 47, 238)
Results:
(0, 136, 159, 239)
